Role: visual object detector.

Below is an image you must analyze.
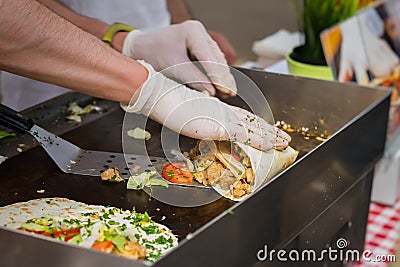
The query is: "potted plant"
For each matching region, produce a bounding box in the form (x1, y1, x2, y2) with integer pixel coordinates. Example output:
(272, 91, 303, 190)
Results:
(287, 0, 374, 80)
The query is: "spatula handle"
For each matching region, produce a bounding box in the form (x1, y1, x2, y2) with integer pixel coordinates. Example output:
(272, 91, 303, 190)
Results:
(0, 104, 34, 133)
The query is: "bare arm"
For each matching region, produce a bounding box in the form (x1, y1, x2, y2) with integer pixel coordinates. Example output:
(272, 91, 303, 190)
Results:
(167, 0, 192, 24)
(36, 0, 127, 52)
(0, 0, 147, 104)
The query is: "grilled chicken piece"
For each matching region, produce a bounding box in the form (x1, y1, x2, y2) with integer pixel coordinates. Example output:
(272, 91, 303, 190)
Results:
(101, 167, 124, 182)
(205, 162, 222, 185)
(116, 241, 146, 260)
(245, 168, 254, 184)
(193, 170, 207, 185)
(231, 180, 252, 198)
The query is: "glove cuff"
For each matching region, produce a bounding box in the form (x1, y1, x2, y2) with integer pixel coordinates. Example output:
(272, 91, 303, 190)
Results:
(122, 30, 143, 58)
(120, 60, 156, 115)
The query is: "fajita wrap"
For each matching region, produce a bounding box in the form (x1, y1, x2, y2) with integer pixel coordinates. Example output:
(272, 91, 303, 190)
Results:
(187, 141, 298, 201)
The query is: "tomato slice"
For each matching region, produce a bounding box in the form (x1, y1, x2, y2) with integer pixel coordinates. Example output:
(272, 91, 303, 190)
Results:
(91, 240, 114, 253)
(162, 162, 193, 183)
(53, 227, 81, 241)
(53, 227, 80, 237)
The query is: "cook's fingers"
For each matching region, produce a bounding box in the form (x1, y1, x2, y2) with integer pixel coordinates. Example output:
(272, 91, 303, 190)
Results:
(232, 127, 274, 151)
(199, 59, 237, 97)
(162, 58, 216, 95)
(277, 128, 291, 142)
(184, 21, 237, 96)
(274, 136, 290, 150)
(232, 106, 292, 143)
(227, 118, 287, 151)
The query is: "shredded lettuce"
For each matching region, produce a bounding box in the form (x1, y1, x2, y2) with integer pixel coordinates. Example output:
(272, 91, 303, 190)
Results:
(127, 171, 168, 190)
(20, 222, 47, 232)
(67, 234, 83, 245)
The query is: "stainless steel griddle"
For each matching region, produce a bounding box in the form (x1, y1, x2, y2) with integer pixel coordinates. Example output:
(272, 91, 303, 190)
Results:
(0, 68, 391, 267)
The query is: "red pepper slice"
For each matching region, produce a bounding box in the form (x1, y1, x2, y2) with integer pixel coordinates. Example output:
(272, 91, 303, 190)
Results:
(18, 227, 81, 241)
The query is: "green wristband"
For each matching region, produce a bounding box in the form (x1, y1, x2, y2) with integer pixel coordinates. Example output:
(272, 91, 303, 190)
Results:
(102, 22, 136, 48)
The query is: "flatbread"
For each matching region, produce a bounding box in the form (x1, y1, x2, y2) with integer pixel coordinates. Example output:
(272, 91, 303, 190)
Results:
(211, 143, 298, 201)
(0, 197, 178, 263)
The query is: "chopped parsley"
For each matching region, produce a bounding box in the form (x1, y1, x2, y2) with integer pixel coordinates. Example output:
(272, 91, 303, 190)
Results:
(141, 224, 159, 235)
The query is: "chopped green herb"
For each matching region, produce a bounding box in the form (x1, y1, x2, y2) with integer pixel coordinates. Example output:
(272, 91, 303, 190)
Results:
(119, 224, 127, 231)
(141, 225, 159, 235)
(154, 235, 169, 245)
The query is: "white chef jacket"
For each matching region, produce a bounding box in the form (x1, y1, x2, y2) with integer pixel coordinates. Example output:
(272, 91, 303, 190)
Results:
(1, 0, 170, 111)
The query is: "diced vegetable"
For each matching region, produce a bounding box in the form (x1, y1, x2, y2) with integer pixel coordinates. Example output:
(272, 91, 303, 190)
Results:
(91, 240, 113, 253)
(127, 127, 151, 141)
(108, 235, 127, 253)
(67, 234, 83, 245)
(162, 163, 193, 183)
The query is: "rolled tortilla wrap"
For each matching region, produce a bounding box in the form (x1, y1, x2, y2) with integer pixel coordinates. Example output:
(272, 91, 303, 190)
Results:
(211, 142, 298, 201)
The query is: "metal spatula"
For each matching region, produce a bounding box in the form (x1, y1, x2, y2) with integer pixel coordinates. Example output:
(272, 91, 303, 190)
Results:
(0, 104, 208, 188)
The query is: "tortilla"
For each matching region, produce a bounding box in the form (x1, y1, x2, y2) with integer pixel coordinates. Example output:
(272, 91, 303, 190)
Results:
(188, 141, 298, 201)
(0, 197, 178, 263)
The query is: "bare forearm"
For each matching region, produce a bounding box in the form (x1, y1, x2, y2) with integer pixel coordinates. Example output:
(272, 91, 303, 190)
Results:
(37, 0, 108, 38)
(0, 0, 147, 104)
(36, 0, 127, 51)
(167, 0, 192, 24)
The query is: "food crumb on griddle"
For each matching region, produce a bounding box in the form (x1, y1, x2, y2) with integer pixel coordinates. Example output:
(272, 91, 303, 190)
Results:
(127, 127, 151, 141)
(275, 120, 331, 142)
(36, 189, 45, 194)
(65, 102, 93, 123)
(101, 167, 124, 182)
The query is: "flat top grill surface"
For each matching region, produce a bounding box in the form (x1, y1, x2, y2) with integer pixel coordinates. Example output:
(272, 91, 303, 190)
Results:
(0, 102, 320, 240)
(0, 69, 390, 245)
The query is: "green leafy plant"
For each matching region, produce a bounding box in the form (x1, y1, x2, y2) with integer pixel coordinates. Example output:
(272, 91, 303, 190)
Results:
(294, 0, 371, 64)
(0, 130, 16, 140)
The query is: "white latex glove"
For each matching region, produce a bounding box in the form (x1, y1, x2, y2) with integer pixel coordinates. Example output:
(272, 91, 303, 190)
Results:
(122, 20, 237, 97)
(122, 61, 291, 151)
(339, 13, 399, 84)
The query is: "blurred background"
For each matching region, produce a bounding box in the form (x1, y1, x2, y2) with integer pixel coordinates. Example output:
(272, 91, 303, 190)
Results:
(187, 0, 298, 63)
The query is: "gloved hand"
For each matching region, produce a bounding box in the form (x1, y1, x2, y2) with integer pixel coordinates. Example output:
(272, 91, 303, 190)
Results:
(339, 13, 399, 84)
(122, 61, 291, 151)
(208, 30, 237, 65)
(122, 20, 237, 97)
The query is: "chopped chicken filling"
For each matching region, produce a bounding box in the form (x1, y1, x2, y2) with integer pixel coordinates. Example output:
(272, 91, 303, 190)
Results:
(187, 141, 255, 198)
